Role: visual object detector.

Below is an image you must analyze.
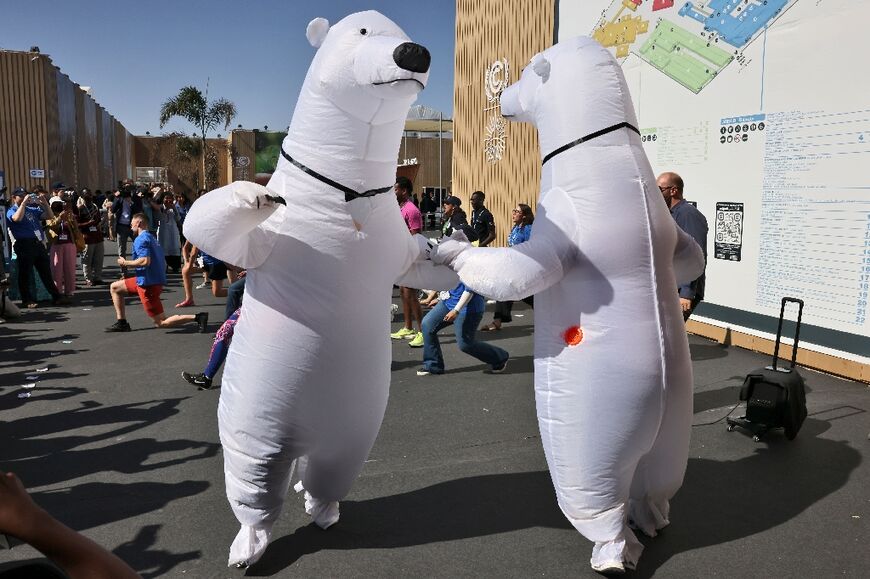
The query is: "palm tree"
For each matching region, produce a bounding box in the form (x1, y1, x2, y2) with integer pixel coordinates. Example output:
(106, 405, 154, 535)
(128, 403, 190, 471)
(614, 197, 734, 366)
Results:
(159, 84, 236, 189)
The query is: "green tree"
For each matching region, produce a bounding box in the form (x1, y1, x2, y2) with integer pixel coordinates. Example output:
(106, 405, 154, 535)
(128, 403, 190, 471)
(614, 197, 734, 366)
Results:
(159, 84, 236, 189)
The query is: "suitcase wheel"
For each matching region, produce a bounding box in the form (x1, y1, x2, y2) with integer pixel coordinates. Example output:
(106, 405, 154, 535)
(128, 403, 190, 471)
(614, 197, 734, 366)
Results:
(752, 435, 761, 443)
(727, 424, 735, 432)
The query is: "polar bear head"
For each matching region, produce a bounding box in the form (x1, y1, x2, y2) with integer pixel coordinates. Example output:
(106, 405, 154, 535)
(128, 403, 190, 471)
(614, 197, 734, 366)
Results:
(303, 11, 430, 125)
(500, 36, 639, 161)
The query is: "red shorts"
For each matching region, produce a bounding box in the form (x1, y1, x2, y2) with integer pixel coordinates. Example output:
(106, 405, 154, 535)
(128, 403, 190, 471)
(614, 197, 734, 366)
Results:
(124, 277, 164, 317)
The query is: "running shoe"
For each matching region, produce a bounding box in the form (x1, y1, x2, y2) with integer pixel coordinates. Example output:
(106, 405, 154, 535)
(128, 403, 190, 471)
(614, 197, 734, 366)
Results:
(390, 327, 416, 340)
(182, 371, 213, 390)
(105, 319, 132, 332)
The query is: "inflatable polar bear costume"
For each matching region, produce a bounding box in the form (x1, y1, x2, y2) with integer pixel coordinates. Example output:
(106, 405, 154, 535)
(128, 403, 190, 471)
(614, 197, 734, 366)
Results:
(433, 37, 705, 573)
(184, 11, 457, 567)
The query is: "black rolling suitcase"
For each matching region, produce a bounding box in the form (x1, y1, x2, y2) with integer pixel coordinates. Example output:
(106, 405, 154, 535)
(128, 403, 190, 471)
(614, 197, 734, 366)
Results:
(726, 297, 808, 442)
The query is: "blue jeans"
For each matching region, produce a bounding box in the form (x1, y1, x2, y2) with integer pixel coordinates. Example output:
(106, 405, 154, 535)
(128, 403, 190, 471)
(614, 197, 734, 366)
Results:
(225, 276, 246, 321)
(421, 301, 509, 374)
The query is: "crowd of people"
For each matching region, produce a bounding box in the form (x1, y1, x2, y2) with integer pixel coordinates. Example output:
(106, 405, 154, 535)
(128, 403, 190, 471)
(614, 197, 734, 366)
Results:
(0, 180, 223, 332)
(2, 170, 706, 369)
(0, 171, 707, 576)
(390, 172, 707, 377)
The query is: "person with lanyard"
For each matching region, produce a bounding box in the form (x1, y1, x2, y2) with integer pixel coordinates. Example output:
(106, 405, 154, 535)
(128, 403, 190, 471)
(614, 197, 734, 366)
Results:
(45, 196, 80, 300)
(106, 212, 208, 332)
(112, 181, 143, 263)
(481, 203, 535, 331)
(5, 187, 67, 308)
(416, 280, 510, 376)
(76, 188, 106, 286)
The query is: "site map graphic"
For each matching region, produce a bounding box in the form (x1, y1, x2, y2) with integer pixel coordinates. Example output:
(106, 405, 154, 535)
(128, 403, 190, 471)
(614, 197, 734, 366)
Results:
(592, 0, 799, 92)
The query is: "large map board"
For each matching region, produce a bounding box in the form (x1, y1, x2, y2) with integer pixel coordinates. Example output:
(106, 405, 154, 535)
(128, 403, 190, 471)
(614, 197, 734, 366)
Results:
(557, 0, 869, 362)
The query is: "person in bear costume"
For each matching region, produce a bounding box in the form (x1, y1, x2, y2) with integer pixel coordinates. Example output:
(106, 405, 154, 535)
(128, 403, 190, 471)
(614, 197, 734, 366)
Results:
(432, 37, 706, 573)
(183, 11, 457, 567)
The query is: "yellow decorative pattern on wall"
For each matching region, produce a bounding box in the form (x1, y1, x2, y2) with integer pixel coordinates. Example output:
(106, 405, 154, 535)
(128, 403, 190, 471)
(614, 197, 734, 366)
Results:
(453, 0, 555, 246)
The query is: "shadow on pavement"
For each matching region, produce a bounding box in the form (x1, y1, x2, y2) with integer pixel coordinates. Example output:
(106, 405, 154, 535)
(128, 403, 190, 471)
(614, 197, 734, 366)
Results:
(33, 481, 211, 533)
(248, 417, 858, 577)
(1, 398, 193, 463)
(113, 524, 201, 579)
(689, 341, 729, 361)
(247, 470, 568, 575)
(9, 437, 219, 488)
(632, 417, 860, 577)
(0, 385, 88, 412)
(693, 378, 745, 415)
(0, 326, 82, 371)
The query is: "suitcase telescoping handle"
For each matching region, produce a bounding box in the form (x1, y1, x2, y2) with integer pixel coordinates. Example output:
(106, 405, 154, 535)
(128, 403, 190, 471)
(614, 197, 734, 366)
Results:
(771, 297, 804, 372)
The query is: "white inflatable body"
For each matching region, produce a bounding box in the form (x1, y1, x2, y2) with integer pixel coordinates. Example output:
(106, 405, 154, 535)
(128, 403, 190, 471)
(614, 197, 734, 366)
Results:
(183, 11, 456, 567)
(433, 37, 705, 572)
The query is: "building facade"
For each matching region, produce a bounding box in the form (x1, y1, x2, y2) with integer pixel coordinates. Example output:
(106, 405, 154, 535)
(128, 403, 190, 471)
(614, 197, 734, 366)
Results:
(0, 49, 133, 191)
(227, 127, 452, 199)
(453, 0, 555, 246)
(452, 0, 867, 381)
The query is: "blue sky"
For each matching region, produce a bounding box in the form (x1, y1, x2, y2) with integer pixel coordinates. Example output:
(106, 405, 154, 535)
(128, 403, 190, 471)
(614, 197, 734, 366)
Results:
(0, 0, 456, 135)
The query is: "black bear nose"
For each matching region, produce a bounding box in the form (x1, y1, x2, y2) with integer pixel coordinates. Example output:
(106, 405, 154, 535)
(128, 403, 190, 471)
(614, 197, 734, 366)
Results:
(393, 42, 430, 73)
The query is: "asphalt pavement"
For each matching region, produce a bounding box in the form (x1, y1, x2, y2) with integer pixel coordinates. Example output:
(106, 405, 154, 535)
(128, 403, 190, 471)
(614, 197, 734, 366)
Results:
(0, 243, 868, 578)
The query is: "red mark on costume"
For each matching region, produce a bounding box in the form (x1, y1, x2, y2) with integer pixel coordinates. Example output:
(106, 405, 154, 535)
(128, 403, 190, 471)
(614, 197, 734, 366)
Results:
(564, 326, 584, 346)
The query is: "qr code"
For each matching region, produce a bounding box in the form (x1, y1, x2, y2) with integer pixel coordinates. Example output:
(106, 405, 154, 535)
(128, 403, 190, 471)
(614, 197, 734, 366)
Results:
(716, 210, 743, 244)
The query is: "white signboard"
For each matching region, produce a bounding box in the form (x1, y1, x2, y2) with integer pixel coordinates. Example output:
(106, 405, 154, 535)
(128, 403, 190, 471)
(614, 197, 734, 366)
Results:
(557, 0, 869, 361)
(29, 169, 45, 179)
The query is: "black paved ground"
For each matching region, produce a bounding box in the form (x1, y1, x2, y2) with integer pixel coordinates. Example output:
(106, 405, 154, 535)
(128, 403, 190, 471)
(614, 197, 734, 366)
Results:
(1, 243, 868, 578)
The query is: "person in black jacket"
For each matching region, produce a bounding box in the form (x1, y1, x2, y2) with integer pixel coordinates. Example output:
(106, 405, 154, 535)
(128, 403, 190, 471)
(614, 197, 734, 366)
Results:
(440, 196, 469, 238)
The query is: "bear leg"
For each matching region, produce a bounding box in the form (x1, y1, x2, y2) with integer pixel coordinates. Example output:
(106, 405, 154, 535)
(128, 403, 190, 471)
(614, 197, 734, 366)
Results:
(228, 523, 274, 568)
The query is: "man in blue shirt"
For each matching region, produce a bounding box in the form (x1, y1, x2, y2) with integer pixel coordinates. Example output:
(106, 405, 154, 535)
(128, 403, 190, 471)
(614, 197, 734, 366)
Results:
(5, 187, 66, 308)
(416, 281, 510, 375)
(106, 212, 209, 332)
(658, 172, 708, 321)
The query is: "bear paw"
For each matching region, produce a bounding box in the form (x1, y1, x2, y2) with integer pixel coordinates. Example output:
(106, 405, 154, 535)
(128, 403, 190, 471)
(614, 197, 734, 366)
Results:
(590, 529, 643, 574)
(227, 524, 272, 568)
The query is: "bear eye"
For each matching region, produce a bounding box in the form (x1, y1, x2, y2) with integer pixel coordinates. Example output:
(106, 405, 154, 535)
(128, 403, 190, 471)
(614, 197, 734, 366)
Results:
(360, 28, 368, 35)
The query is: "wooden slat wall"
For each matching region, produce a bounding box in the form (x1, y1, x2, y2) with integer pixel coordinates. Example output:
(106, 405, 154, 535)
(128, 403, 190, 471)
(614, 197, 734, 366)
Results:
(75, 90, 99, 189)
(99, 108, 114, 189)
(94, 106, 104, 188)
(0, 52, 51, 191)
(43, 61, 59, 186)
(113, 119, 128, 187)
(397, 135, 452, 193)
(453, 0, 555, 246)
(228, 129, 256, 183)
(53, 70, 78, 187)
(207, 137, 229, 188)
(1, 51, 135, 193)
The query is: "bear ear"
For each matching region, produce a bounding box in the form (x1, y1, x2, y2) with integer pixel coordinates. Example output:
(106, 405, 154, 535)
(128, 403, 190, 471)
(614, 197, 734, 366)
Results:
(306, 18, 330, 48)
(530, 53, 551, 83)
